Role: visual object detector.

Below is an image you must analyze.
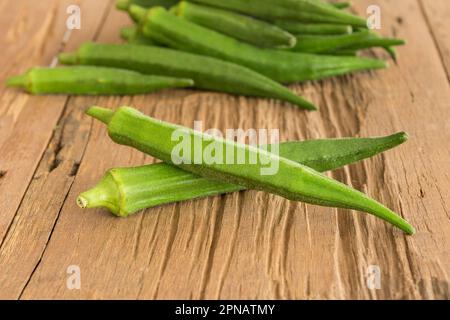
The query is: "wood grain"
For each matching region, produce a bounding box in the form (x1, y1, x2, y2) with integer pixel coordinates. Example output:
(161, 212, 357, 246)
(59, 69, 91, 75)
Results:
(0, 0, 449, 299)
(0, 0, 115, 298)
(418, 0, 450, 79)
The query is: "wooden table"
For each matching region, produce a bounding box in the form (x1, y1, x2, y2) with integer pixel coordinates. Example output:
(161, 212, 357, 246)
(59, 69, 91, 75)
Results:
(0, 0, 449, 300)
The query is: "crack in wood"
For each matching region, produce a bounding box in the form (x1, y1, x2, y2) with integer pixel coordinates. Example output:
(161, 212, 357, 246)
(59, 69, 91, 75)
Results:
(48, 139, 63, 173)
(3, 0, 116, 299)
(17, 177, 75, 300)
(197, 196, 227, 299)
(69, 161, 80, 177)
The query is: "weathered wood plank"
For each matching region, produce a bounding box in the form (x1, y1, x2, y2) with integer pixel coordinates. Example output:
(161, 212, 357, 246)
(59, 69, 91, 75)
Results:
(418, 0, 450, 80)
(0, 0, 68, 243)
(0, 97, 93, 299)
(0, 0, 114, 299)
(1, 0, 448, 299)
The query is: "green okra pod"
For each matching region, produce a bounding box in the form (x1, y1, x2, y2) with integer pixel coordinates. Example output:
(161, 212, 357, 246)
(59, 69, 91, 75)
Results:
(59, 43, 316, 110)
(78, 132, 409, 216)
(173, 1, 297, 49)
(274, 21, 352, 35)
(85, 106, 415, 235)
(276, 0, 362, 25)
(190, 0, 366, 27)
(290, 31, 372, 54)
(326, 35, 405, 60)
(6, 66, 193, 95)
(131, 6, 386, 84)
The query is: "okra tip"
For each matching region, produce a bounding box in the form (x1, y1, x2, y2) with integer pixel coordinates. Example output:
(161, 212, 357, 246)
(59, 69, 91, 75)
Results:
(86, 106, 114, 124)
(395, 131, 409, 142)
(366, 201, 415, 235)
(381, 131, 408, 146)
(285, 88, 317, 110)
(297, 98, 318, 111)
(176, 78, 195, 87)
(394, 215, 415, 235)
(404, 224, 416, 236)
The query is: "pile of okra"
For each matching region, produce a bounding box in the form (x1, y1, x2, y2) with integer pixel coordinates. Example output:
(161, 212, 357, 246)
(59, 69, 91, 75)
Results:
(8, 0, 405, 109)
(6, 0, 415, 235)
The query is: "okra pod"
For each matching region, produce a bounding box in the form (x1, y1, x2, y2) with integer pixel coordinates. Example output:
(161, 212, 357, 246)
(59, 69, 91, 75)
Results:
(59, 43, 316, 110)
(6, 66, 193, 95)
(86, 106, 415, 235)
(276, 0, 364, 26)
(290, 31, 372, 53)
(274, 21, 352, 35)
(78, 132, 409, 216)
(132, 6, 386, 84)
(326, 35, 405, 60)
(173, 1, 297, 49)
(190, 0, 366, 27)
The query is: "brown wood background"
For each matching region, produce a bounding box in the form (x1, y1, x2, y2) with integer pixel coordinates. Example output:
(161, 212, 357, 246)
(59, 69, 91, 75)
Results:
(0, 0, 449, 299)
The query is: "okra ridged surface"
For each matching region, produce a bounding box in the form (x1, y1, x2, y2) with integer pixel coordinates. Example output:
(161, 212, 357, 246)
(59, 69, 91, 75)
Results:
(133, 6, 386, 84)
(173, 1, 297, 49)
(290, 31, 374, 54)
(59, 43, 316, 110)
(6, 66, 194, 95)
(85, 106, 415, 235)
(79, 132, 409, 217)
(274, 21, 353, 35)
(190, 0, 367, 26)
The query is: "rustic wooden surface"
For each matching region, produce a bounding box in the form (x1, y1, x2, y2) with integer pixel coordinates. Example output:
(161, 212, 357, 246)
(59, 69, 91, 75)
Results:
(0, 0, 449, 300)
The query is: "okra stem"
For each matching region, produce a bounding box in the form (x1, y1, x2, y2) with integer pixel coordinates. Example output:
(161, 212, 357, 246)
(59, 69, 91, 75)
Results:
(86, 106, 415, 235)
(78, 172, 122, 214)
(6, 74, 28, 88)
